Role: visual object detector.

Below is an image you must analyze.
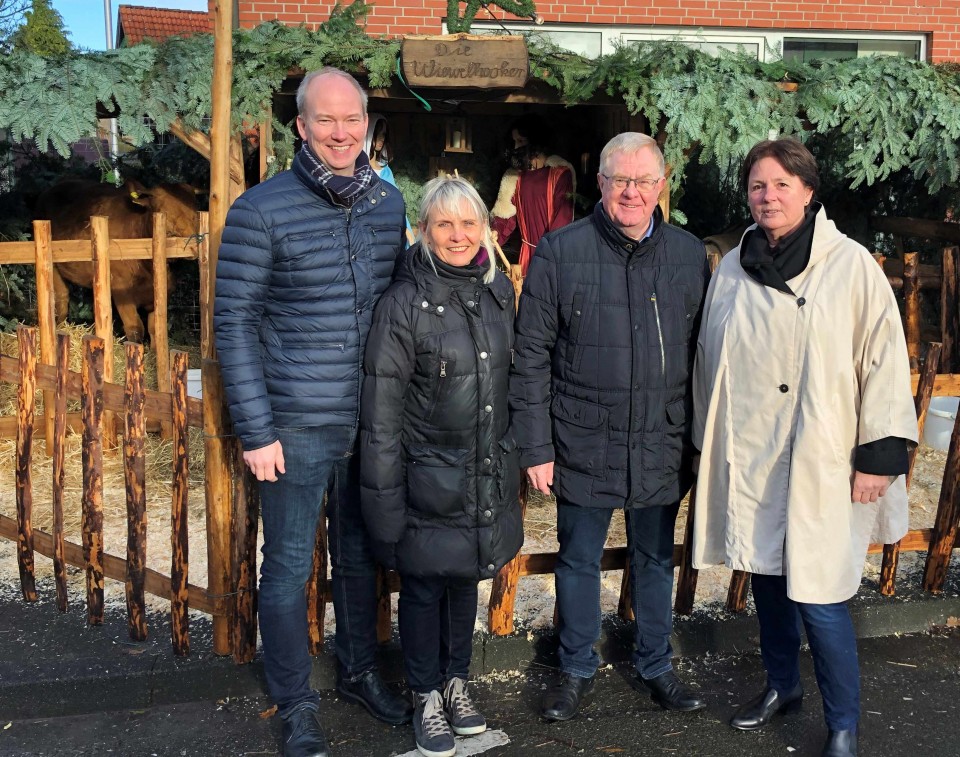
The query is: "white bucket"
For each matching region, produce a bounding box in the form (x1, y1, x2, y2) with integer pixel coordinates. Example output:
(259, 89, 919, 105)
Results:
(923, 396, 959, 451)
(187, 369, 203, 399)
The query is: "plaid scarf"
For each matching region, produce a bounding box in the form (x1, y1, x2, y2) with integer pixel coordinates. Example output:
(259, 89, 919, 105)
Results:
(293, 142, 376, 207)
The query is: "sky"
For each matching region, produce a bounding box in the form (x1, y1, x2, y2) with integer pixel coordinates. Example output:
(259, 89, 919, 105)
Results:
(49, 0, 210, 51)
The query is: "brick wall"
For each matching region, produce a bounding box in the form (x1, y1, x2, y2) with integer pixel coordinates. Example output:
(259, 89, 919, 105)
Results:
(234, 0, 960, 62)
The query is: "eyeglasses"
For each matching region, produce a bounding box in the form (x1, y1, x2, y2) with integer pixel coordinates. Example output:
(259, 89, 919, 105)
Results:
(601, 175, 662, 191)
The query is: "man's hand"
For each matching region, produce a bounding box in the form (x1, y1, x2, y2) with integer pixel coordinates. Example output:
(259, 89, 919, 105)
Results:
(851, 471, 892, 504)
(526, 462, 554, 496)
(243, 440, 285, 482)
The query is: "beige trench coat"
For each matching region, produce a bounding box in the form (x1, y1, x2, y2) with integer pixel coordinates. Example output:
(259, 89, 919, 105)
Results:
(692, 208, 918, 604)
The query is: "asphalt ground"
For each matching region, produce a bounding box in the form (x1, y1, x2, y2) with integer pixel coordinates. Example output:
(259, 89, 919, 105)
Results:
(1, 631, 959, 756)
(1, 572, 959, 757)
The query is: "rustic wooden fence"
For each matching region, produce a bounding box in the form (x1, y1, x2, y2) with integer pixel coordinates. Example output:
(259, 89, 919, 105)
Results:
(2, 213, 960, 660)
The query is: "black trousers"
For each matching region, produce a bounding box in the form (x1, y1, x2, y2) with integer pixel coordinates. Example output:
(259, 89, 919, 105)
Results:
(398, 574, 479, 693)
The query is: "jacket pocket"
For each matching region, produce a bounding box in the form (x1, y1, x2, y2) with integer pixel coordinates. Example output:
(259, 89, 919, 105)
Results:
(564, 292, 584, 369)
(406, 444, 469, 518)
(663, 398, 687, 474)
(551, 394, 609, 476)
(496, 434, 521, 506)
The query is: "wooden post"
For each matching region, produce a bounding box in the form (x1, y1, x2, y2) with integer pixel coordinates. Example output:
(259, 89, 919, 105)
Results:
(307, 510, 328, 655)
(124, 342, 148, 641)
(152, 212, 171, 439)
(881, 342, 942, 596)
(922, 403, 960, 593)
(941, 247, 960, 373)
(376, 567, 393, 644)
(674, 485, 699, 615)
(170, 350, 190, 656)
(903, 252, 921, 371)
(52, 332, 69, 611)
(199, 209, 233, 655)
(91, 216, 118, 451)
(259, 111, 273, 183)
(488, 480, 528, 635)
(16, 325, 37, 602)
(231, 436, 259, 664)
(33, 220, 55, 453)
(726, 570, 750, 612)
(617, 556, 634, 622)
(81, 335, 105, 624)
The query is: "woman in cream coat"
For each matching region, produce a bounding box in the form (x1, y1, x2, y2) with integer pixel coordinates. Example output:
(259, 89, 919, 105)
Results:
(693, 138, 917, 757)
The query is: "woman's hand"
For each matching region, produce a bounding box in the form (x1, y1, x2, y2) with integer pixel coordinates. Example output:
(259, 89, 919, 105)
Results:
(851, 471, 892, 504)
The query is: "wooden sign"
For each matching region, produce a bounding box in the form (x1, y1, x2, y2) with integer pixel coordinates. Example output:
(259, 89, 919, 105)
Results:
(401, 34, 528, 89)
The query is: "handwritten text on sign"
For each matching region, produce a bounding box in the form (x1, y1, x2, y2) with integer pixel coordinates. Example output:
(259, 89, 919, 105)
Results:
(401, 35, 529, 89)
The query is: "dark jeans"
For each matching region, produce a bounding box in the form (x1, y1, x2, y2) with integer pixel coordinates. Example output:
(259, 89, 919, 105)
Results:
(257, 425, 378, 717)
(555, 501, 680, 679)
(752, 573, 860, 731)
(397, 574, 479, 693)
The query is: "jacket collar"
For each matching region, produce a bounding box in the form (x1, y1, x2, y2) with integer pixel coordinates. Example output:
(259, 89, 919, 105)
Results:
(593, 203, 663, 255)
(403, 244, 514, 312)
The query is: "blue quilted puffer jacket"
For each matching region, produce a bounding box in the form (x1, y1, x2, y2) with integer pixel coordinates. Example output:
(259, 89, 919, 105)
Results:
(214, 165, 405, 450)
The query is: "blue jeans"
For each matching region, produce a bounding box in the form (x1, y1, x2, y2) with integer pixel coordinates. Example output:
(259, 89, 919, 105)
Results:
(257, 425, 378, 717)
(555, 501, 680, 679)
(752, 573, 860, 731)
(397, 575, 478, 693)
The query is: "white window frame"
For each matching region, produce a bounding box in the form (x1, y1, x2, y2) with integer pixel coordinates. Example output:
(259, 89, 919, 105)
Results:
(468, 21, 927, 62)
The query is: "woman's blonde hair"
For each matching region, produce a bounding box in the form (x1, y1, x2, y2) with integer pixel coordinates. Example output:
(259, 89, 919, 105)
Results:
(418, 176, 497, 284)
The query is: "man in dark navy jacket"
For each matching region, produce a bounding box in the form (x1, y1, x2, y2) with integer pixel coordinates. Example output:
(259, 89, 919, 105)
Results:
(214, 67, 409, 757)
(510, 133, 710, 722)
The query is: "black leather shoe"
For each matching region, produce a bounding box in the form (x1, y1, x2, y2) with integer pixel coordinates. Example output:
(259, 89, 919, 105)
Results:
(822, 727, 858, 757)
(336, 668, 414, 725)
(281, 702, 329, 757)
(730, 683, 804, 731)
(639, 670, 707, 712)
(540, 672, 596, 721)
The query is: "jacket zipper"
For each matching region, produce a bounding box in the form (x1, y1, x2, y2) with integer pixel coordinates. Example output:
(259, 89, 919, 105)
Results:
(651, 293, 665, 378)
(440, 359, 447, 378)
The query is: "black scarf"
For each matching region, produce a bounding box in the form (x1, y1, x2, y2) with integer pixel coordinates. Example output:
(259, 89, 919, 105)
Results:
(740, 202, 820, 295)
(292, 142, 376, 208)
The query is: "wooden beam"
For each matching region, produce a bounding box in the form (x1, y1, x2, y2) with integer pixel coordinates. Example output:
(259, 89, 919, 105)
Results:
(0, 237, 200, 265)
(169, 118, 245, 186)
(0, 356, 204, 427)
(0, 514, 222, 615)
(871, 216, 960, 244)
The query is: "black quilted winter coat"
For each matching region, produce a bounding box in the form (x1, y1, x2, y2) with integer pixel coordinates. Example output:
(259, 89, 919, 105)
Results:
(510, 204, 709, 509)
(360, 245, 523, 579)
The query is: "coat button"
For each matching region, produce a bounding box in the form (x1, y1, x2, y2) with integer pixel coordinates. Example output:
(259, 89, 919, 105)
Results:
(483, 457, 492, 465)
(467, 300, 475, 307)
(487, 563, 495, 571)
(470, 276, 477, 283)
(351, 254, 357, 261)
(480, 351, 488, 359)
(437, 305, 445, 313)
(370, 198, 377, 204)
(356, 308, 363, 315)
(779, 384, 789, 393)
(797, 297, 806, 307)
(484, 405, 493, 413)
(381, 191, 387, 197)
(484, 509, 492, 518)
(421, 301, 429, 308)
(574, 309, 581, 316)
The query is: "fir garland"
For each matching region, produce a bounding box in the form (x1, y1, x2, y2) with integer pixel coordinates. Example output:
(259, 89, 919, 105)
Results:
(445, 0, 537, 34)
(1, 0, 958, 196)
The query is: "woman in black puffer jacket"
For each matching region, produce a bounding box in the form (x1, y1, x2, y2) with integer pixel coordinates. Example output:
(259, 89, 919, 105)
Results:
(360, 176, 522, 757)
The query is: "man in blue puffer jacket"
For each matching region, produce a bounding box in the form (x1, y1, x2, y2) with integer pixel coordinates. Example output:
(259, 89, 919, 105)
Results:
(214, 67, 410, 757)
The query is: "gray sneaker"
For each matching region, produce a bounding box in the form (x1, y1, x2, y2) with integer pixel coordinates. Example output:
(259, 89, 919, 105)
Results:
(443, 677, 487, 736)
(413, 690, 456, 757)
